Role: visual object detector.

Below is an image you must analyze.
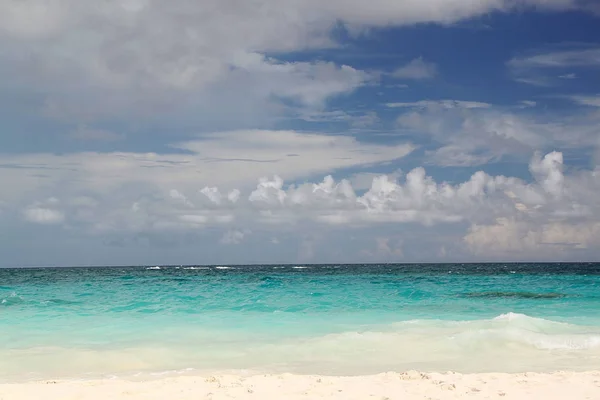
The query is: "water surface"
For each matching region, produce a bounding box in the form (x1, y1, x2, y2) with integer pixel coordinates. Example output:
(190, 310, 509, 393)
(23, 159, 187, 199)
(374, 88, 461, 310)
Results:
(2, 263, 600, 381)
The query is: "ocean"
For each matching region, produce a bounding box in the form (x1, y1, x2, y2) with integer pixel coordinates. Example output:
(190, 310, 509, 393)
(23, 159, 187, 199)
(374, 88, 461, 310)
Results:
(2, 263, 600, 382)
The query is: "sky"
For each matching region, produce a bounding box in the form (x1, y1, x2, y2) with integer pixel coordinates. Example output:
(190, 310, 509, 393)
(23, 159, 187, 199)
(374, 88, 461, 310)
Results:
(1, 0, 600, 267)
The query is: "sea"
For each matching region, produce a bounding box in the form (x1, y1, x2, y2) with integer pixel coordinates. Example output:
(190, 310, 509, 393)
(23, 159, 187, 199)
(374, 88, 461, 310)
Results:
(2, 263, 600, 382)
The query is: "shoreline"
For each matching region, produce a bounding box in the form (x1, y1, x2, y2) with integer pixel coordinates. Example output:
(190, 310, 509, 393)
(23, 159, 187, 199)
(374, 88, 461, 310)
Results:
(1, 371, 599, 399)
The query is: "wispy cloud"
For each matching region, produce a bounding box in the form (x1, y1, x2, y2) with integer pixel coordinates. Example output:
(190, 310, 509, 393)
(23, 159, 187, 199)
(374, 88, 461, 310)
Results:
(508, 45, 600, 86)
(392, 57, 438, 80)
(508, 47, 600, 69)
(0, 130, 415, 204)
(391, 100, 599, 166)
(513, 76, 553, 87)
(387, 100, 490, 109)
(558, 73, 577, 79)
(518, 100, 537, 109)
(568, 95, 600, 107)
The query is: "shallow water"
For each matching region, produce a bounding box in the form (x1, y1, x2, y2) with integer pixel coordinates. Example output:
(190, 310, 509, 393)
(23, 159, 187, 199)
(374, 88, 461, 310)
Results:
(2, 263, 600, 381)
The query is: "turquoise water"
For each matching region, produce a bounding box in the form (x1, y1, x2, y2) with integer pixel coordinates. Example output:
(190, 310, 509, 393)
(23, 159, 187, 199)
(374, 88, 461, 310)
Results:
(2, 263, 600, 381)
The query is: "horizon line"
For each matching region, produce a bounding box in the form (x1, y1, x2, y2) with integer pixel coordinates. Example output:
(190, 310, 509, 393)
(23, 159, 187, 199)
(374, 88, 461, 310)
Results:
(2, 261, 599, 269)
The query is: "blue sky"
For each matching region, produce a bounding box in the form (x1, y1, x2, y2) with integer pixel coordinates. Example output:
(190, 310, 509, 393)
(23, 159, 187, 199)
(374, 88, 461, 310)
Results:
(1, 1, 599, 266)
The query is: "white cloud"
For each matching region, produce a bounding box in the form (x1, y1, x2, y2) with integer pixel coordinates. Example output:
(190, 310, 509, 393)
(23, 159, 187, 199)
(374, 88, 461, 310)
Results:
(348, 170, 403, 191)
(518, 100, 537, 108)
(12, 149, 600, 232)
(2, 1, 600, 264)
(508, 47, 600, 69)
(529, 151, 564, 198)
(199, 187, 224, 206)
(0, 130, 415, 204)
(513, 76, 552, 87)
(392, 57, 437, 80)
(558, 73, 577, 79)
(5, 150, 600, 260)
(568, 95, 600, 107)
(169, 189, 193, 207)
(0, 1, 592, 126)
(396, 102, 545, 166)
(158, 151, 599, 228)
(23, 207, 65, 224)
(508, 46, 600, 86)
(393, 100, 600, 166)
(228, 189, 241, 204)
(387, 100, 491, 109)
(235, 150, 598, 257)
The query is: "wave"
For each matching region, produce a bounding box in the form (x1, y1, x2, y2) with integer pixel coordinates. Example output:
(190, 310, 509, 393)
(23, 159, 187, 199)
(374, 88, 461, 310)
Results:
(146, 267, 161, 270)
(3, 312, 600, 379)
(1, 292, 24, 306)
(1, 293, 80, 308)
(215, 266, 234, 270)
(40, 299, 81, 306)
(387, 313, 600, 351)
(183, 267, 209, 270)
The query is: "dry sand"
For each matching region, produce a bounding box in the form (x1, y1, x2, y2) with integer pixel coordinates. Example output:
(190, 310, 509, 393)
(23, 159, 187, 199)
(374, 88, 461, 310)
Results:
(1, 371, 600, 399)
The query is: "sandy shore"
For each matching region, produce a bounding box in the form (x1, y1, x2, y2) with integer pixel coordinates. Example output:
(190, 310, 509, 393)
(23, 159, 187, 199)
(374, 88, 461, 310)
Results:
(1, 371, 600, 399)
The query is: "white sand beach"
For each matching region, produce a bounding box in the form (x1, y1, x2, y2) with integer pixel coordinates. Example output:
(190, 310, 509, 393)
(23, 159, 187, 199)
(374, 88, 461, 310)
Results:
(1, 371, 599, 399)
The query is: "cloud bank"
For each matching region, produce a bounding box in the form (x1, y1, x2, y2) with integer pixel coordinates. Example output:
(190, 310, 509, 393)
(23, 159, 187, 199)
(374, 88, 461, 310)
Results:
(4, 150, 598, 262)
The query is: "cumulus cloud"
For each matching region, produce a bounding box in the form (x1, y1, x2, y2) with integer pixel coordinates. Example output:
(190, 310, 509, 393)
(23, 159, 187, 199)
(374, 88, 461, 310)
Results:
(529, 151, 564, 198)
(3, 148, 599, 262)
(348, 170, 403, 191)
(241, 150, 599, 258)
(15, 150, 599, 248)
